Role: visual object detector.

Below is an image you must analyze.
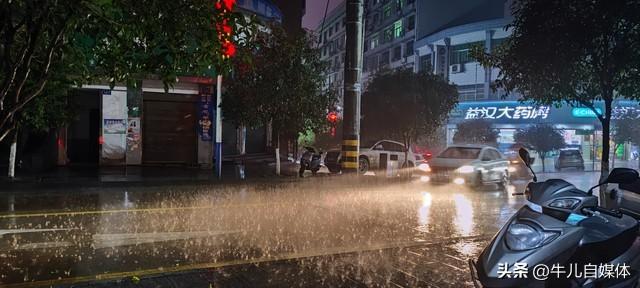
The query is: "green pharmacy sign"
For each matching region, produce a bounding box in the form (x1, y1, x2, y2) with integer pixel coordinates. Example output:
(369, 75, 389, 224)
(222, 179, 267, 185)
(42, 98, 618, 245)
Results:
(571, 107, 602, 118)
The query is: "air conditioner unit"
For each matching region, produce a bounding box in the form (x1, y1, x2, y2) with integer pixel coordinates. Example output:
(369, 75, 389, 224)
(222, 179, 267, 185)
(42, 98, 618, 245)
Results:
(450, 64, 464, 74)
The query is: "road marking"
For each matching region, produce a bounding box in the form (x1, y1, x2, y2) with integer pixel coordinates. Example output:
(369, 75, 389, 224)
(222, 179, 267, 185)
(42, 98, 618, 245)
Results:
(444, 253, 465, 263)
(0, 203, 274, 219)
(0, 239, 468, 288)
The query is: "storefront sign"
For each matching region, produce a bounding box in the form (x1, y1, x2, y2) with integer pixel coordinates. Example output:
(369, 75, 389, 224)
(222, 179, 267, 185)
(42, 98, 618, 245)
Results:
(198, 86, 214, 141)
(464, 106, 550, 120)
(572, 108, 602, 118)
(571, 107, 640, 119)
(103, 119, 127, 134)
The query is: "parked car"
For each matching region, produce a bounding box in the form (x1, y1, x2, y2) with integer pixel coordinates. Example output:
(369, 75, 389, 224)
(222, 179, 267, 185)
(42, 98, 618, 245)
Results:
(424, 144, 510, 187)
(324, 140, 417, 175)
(413, 146, 434, 160)
(554, 149, 585, 171)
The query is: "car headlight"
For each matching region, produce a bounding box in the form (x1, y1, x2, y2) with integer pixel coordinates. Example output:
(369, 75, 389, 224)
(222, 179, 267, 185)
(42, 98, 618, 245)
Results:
(548, 198, 580, 210)
(456, 165, 475, 174)
(505, 223, 559, 251)
(418, 163, 431, 172)
(508, 166, 517, 173)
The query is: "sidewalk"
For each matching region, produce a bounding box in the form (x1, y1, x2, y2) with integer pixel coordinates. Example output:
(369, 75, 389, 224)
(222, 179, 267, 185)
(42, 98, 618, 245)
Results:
(0, 159, 304, 191)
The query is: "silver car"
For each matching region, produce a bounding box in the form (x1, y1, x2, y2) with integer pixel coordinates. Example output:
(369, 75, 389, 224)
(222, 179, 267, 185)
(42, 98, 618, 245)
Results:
(424, 145, 510, 187)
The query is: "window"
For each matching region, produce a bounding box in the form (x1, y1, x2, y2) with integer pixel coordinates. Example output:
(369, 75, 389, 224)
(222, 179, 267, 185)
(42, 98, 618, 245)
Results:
(407, 15, 415, 31)
(379, 50, 390, 66)
(324, 31, 328, 42)
(420, 55, 432, 72)
(383, 26, 394, 43)
(392, 46, 402, 61)
(370, 34, 380, 50)
(383, 3, 392, 19)
(334, 22, 339, 33)
(492, 38, 508, 51)
(342, 17, 346, 27)
(328, 28, 333, 37)
(384, 141, 405, 152)
(372, 13, 379, 25)
(406, 40, 414, 56)
(449, 41, 484, 65)
(393, 20, 403, 38)
(438, 147, 481, 159)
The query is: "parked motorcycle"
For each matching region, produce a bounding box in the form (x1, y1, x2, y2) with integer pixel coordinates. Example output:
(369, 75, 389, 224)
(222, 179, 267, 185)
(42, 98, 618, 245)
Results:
(470, 148, 640, 288)
(299, 147, 323, 177)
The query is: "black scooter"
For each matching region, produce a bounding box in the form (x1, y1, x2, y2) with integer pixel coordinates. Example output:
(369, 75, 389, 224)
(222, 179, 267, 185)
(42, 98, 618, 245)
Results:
(299, 147, 323, 177)
(470, 148, 640, 288)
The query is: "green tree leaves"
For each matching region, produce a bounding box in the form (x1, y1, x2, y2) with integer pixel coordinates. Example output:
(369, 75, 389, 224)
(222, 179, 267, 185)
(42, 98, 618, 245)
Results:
(362, 68, 458, 150)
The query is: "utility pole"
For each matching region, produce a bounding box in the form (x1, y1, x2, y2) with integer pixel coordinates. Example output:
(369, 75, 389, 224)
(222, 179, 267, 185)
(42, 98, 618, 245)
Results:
(342, 0, 364, 173)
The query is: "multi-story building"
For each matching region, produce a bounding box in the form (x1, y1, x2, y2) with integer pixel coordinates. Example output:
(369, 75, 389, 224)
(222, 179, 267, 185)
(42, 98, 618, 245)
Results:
(316, 0, 417, 112)
(413, 0, 639, 163)
(361, 0, 417, 84)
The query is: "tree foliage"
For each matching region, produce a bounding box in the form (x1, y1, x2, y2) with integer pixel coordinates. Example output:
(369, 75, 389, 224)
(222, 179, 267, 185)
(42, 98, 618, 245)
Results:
(514, 124, 566, 172)
(452, 120, 499, 146)
(612, 112, 640, 147)
(474, 0, 640, 181)
(222, 25, 336, 145)
(0, 0, 252, 143)
(362, 68, 458, 156)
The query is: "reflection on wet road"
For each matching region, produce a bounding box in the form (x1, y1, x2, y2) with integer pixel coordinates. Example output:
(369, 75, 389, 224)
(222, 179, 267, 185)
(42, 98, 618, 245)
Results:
(0, 173, 597, 287)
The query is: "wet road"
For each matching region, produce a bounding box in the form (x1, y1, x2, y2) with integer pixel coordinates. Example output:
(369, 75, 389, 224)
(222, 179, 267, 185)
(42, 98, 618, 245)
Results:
(0, 172, 599, 287)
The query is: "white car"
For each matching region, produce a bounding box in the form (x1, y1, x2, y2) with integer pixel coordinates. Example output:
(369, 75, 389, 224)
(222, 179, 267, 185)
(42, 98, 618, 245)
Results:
(424, 144, 510, 187)
(324, 140, 417, 174)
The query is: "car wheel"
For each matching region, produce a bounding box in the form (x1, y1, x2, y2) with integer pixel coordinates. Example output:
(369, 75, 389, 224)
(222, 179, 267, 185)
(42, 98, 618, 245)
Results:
(472, 172, 484, 188)
(498, 171, 509, 189)
(359, 157, 369, 174)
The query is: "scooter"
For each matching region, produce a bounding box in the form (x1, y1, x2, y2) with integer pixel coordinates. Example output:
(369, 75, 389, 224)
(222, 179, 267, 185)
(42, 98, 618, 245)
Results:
(470, 148, 640, 288)
(299, 147, 323, 177)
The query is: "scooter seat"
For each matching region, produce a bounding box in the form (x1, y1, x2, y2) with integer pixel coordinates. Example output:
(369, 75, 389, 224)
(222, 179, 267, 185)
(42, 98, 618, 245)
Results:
(571, 213, 639, 265)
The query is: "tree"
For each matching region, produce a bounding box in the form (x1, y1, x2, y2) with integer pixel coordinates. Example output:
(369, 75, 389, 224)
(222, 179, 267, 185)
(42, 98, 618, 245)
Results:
(362, 68, 458, 167)
(474, 0, 640, 188)
(222, 25, 336, 175)
(612, 112, 640, 167)
(514, 124, 566, 172)
(452, 120, 499, 147)
(1, 0, 252, 178)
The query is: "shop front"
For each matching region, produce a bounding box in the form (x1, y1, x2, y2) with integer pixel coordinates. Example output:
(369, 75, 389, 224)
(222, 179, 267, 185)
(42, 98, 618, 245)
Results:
(446, 101, 640, 168)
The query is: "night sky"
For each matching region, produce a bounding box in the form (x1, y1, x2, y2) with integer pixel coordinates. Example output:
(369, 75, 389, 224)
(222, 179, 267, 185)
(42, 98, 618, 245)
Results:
(303, 0, 344, 30)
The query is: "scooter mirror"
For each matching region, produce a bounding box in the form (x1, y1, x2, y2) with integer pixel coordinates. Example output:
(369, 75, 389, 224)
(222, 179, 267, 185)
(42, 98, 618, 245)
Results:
(518, 148, 532, 166)
(607, 168, 639, 184)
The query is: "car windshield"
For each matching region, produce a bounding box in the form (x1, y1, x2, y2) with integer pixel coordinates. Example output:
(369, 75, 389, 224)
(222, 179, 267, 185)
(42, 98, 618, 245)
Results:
(438, 147, 482, 159)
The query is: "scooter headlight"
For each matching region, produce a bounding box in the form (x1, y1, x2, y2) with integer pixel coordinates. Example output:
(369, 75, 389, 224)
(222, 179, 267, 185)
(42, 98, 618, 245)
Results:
(548, 198, 581, 210)
(505, 223, 559, 251)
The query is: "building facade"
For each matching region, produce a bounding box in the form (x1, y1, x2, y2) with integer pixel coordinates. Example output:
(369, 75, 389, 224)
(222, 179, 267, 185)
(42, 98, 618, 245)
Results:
(413, 0, 639, 163)
(57, 0, 284, 169)
(317, 0, 417, 113)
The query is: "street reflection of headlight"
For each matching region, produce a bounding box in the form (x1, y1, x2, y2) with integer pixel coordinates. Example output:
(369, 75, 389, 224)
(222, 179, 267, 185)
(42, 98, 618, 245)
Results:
(420, 176, 431, 182)
(456, 165, 475, 174)
(453, 177, 466, 185)
(418, 163, 431, 172)
(505, 223, 559, 251)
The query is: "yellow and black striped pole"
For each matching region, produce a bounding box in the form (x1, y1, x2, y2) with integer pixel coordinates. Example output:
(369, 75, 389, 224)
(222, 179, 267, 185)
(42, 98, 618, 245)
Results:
(342, 0, 363, 173)
(342, 136, 360, 172)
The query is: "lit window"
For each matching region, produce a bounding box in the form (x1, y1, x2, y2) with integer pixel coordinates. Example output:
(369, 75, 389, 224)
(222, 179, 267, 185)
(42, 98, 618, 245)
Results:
(394, 20, 403, 38)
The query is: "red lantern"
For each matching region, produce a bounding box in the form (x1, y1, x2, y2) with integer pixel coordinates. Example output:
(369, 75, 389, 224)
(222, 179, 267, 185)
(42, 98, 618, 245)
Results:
(327, 112, 338, 123)
(222, 41, 236, 58)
